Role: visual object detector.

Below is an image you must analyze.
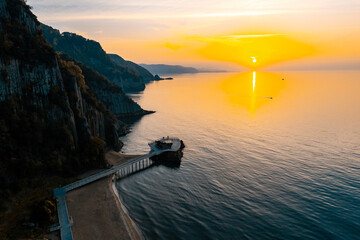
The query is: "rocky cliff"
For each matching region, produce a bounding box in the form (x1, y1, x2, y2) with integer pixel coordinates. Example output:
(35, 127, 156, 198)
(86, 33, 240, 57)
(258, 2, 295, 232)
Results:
(41, 24, 146, 93)
(0, 0, 122, 184)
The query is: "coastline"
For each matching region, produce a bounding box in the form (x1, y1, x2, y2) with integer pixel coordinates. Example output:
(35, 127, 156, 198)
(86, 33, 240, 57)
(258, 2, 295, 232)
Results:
(64, 151, 143, 240)
(111, 176, 144, 240)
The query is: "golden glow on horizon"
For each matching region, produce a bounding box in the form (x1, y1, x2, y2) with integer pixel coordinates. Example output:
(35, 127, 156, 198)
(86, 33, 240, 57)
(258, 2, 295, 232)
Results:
(102, 28, 360, 71)
(105, 33, 318, 69)
(193, 34, 317, 69)
(102, 29, 360, 70)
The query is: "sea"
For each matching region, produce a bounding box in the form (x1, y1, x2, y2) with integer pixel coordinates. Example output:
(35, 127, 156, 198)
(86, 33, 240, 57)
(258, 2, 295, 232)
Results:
(117, 71, 360, 240)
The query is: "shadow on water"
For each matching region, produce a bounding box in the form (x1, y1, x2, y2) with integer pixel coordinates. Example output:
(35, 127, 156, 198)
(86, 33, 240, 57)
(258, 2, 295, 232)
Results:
(118, 111, 155, 125)
(120, 159, 182, 180)
(153, 161, 181, 169)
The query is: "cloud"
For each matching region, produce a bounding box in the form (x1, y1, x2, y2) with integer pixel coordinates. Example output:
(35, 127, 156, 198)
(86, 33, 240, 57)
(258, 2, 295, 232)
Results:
(188, 34, 286, 43)
(164, 42, 182, 50)
(30, 11, 284, 22)
(189, 10, 287, 18)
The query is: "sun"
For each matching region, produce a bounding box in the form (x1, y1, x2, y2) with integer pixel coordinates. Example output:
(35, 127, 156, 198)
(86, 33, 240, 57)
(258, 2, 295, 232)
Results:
(251, 57, 257, 63)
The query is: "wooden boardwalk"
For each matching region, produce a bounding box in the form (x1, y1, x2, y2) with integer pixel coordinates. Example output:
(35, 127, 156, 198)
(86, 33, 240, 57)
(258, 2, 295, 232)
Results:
(54, 138, 182, 240)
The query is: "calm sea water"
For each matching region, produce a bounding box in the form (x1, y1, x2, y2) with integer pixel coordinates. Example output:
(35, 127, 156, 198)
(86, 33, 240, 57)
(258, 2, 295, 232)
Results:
(117, 71, 360, 240)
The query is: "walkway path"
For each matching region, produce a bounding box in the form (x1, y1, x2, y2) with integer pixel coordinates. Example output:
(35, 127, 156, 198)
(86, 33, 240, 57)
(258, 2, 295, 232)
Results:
(54, 138, 182, 240)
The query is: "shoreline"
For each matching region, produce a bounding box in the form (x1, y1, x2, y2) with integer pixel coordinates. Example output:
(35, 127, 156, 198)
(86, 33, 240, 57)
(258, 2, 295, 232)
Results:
(64, 151, 143, 240)
(111, 176, 144, 240)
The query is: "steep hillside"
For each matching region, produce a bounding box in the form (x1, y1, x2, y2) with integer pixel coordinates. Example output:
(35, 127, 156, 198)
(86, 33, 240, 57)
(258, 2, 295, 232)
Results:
(0, 0, 124, 237)
(108, 53, 155, 82)
(41, 24, 146, 93)
(59, 54, 152, 119)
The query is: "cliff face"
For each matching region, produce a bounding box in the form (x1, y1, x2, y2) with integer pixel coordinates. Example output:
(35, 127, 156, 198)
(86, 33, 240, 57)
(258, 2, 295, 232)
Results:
(41, 24, 146, 93)
(57, 57, 122, 151)
(108, 53, 155, 83)
(59, 54, 150, 118)
(0, 0, 122, 181)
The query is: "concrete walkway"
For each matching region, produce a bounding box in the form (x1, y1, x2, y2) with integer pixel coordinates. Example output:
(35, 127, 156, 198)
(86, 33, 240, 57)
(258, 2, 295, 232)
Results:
(53, 138, 182, 240)
(53, 188, 73, 240)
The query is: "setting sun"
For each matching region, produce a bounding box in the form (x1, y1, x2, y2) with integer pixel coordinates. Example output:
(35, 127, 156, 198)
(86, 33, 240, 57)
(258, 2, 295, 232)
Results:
(192, 34, 317, 69)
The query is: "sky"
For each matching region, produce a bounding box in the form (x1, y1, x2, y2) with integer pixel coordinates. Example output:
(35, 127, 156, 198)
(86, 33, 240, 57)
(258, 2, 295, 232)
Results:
(27, 0, 360, 70)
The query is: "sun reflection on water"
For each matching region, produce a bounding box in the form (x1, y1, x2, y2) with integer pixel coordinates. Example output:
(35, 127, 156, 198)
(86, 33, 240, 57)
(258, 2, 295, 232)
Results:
(253, 71, 256, 92)
(221, 71, 286, 114)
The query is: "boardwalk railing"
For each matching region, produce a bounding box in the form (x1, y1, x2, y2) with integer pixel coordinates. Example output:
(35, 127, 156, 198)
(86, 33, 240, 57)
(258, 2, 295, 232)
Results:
(114, 157, 154, 179)
(64, 153, 156, 191)
(54, 138, 183, 240)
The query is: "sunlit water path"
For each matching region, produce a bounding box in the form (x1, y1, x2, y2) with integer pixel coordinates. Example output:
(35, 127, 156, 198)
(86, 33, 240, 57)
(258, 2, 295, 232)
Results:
(117, 71, 360, 240)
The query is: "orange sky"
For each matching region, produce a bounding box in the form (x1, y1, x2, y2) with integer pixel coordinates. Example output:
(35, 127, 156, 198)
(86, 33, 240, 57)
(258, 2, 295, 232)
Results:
(28, 0, 360, 70)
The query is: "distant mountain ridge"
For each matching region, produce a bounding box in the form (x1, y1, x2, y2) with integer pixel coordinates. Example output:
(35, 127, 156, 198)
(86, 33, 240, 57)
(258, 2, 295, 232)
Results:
(41, 24, 147, 93)
(108, 54, 154, 82)
(140, 64, 199, 75)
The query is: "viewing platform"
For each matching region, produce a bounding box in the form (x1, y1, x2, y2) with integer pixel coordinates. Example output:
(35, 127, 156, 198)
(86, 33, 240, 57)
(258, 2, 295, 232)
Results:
(149, 137, 185, 162)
